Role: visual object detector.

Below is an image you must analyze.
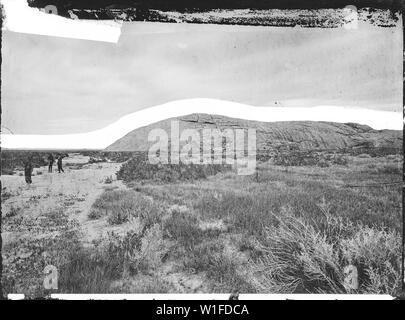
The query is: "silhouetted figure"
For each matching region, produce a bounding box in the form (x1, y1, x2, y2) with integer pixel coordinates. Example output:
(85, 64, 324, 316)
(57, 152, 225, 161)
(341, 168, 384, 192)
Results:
(47, 153, 54, 173)
(57, 155, 64, 173)
(24, 156, 33, 185)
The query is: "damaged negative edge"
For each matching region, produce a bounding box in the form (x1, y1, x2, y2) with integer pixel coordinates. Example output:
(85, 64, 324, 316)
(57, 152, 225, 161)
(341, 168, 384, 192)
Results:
(2, 0, 122, 43)
(26, 0, 401, 27)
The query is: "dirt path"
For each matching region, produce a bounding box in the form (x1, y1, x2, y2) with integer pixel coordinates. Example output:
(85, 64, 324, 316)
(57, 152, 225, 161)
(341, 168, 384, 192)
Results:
(2, 154, 230, 294)
(2, 153, 126, 247)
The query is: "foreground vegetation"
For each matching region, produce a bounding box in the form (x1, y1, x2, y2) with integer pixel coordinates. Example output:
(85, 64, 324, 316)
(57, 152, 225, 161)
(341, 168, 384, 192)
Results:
(79, 152, 402, 294)
(116, 153, 232, 183)
(2, 150, 402, 295)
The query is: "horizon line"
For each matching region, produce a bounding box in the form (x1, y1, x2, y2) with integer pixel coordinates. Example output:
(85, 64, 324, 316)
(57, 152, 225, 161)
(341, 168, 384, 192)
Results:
(1, 98, 403, 150)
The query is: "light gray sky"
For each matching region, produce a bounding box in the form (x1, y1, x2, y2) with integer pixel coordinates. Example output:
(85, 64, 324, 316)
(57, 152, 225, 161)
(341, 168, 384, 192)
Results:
(1, 21, 402, 134)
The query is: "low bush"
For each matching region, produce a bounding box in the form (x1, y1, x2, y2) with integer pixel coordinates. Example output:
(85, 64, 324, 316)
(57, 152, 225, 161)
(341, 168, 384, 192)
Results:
(1, 168, 15, 175)
(88, 190, 162, 226)
(248, 206, 401, 294)
(104, 176, 113, 184)
(88, 157, 107, 164)
(341, 227, 401, 294)
(5, 206, 21, 218)
(1, 150, 49, 173)
(376, 163, 402, 175)
(184, 241, 255, 293)
(59, 225, 167, 293)
(163, 206, 203, 250)
(273, 150, 348, 167)
(58, 245, 122, 293)
(193, 191, 276, 237)
(116, 153, 231, 183)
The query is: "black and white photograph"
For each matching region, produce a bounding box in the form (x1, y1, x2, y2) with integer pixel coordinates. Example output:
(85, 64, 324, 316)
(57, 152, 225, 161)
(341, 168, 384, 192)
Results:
(0, 0, 403, 300)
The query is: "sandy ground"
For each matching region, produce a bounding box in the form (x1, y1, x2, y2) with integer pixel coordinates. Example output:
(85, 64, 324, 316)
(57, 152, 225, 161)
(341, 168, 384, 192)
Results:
(2, 153, 126, 247)
(2, 153, 213, 293)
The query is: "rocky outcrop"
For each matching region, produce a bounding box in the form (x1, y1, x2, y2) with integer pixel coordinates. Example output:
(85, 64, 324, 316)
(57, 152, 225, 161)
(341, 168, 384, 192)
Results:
(105, 113, 402, 154)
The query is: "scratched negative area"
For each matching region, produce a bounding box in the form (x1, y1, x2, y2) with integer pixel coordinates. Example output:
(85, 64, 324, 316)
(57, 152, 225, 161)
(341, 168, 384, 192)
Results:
(26, 1, 401, 27)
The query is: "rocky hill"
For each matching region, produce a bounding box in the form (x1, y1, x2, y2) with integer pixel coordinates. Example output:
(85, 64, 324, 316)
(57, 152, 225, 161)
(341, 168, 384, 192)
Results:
(105, 113, 402, 156)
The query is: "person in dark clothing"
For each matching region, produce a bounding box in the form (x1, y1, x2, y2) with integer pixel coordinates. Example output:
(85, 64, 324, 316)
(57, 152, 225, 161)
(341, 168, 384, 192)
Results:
(47, 153, 54, 173)
(24, 156, 33, 184)
(57, 155, 64, 173)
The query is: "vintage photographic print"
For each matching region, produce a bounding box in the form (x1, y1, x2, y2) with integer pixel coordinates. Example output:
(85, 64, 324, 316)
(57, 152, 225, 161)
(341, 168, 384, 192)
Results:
(0, 0, 403, 299)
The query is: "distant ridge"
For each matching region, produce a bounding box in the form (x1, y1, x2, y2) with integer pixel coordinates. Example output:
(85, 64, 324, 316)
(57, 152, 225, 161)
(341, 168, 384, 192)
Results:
(106, 113, 402, 153)
(2, 99, 402, 150)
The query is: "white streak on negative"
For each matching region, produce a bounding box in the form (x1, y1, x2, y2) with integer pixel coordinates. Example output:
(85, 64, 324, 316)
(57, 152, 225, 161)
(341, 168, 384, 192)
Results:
(1, 0, 122, 43)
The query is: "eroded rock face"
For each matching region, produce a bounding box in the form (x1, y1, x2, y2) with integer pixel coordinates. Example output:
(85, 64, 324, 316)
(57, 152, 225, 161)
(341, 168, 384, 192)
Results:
(105, 113, 402, 154)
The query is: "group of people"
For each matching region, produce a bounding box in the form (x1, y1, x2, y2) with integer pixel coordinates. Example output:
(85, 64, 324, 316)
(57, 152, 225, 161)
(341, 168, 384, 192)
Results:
(24, 153, 65, 185)
(47, 153, 64, 173)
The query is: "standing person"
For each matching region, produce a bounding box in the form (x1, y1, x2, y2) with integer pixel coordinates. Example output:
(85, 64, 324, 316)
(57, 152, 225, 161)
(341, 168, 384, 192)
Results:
(57, 155, 64, 173)
(24, 155, 33, 185)
(47, 153, 54, 173)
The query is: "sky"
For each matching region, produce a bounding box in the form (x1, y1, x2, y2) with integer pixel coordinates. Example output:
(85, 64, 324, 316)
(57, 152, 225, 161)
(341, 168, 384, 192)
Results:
(1, 99, 402, 150)
(1, 3, 403, 135)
